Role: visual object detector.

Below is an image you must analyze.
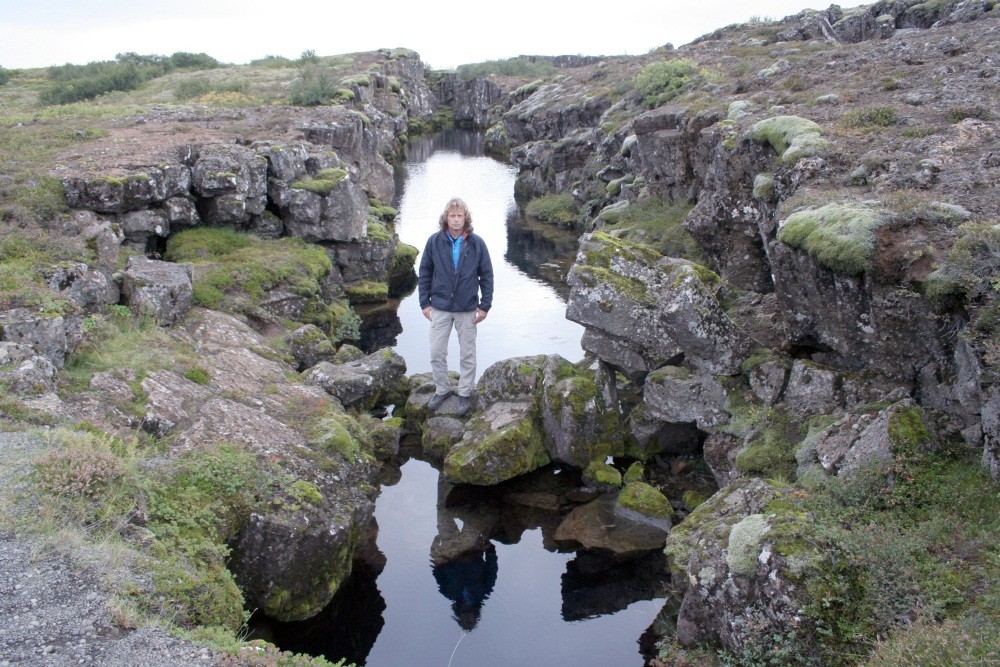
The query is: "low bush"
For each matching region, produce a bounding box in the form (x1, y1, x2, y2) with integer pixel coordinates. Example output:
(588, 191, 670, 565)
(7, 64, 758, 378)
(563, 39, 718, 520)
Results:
(288, 66, 338, 106)
(839, 105, 900, 130)
(634, 58, 701, 108)
(456, 57, 557, 81)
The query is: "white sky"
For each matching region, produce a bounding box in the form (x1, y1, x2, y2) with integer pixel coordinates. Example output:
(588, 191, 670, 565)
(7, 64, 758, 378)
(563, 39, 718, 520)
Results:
(0, 0, 866, 71)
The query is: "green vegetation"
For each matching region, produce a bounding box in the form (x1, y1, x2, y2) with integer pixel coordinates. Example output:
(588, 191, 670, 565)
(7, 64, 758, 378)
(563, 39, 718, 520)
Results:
(946, 104, 992, 123)
(456, 57, 557, 81)
(777, 202, 883, 276)
(0, 231, 90, 313)
(289, 66, 353, 106)
(164, 227, 360, 343)
(64, 307, 195, 390)
(0, 66, 10, 86)
(40, 51, 221, 105)
(839, 105, 900, 130)
(617, 481, 672, 519)
(599, 199, 700, 261)
(750, 115, 831, 163)
(173, 77, 249, 102)
(633, 58, 702, 108)
(290, 168, 348, 195)
(344, 280, 389, 303)
(583, 460, 622, 488)
(525, 193, 578, 228)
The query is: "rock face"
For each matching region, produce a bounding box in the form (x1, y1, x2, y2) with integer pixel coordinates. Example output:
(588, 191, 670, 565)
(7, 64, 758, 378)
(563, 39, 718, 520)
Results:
(305, 348, 407, 410)
(120, 257, 193, 326)
(567, 232, 750, 376)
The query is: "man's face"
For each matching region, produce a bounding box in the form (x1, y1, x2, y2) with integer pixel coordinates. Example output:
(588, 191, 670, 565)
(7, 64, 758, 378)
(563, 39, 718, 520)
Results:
(447, 208, 466, 235)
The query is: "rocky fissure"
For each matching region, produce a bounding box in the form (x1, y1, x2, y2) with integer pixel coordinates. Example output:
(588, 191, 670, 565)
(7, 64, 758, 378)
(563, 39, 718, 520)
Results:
(2, 2, 998, 664)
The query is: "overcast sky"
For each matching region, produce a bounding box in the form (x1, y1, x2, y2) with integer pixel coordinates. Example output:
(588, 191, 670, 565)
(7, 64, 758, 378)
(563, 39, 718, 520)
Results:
(0, 0, 866, 71)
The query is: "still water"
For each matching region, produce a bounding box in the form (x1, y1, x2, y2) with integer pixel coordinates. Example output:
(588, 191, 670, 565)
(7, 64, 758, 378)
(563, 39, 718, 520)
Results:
(260, 130, 666, 667)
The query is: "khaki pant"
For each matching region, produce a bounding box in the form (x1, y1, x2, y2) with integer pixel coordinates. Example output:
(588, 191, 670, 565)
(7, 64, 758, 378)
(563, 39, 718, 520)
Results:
(429, 308, 477, 397)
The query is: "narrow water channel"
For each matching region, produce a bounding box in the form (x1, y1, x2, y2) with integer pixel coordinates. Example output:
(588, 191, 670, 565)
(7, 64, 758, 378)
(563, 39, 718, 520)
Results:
(256, 130, 668, 667)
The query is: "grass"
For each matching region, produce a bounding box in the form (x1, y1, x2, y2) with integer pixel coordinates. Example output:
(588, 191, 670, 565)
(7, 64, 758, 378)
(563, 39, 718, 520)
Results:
(525, 192, 578, 228)
(0, 230, 92, 312)
(63, 306, 197, 390)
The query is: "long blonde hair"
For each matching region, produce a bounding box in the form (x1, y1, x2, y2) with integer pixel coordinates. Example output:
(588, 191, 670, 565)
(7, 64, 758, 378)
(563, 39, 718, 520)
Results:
(438, 197, 474, 233)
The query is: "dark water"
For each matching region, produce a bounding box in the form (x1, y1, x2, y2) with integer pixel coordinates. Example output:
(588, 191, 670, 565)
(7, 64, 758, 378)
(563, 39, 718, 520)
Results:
(258, 130, 667, 667)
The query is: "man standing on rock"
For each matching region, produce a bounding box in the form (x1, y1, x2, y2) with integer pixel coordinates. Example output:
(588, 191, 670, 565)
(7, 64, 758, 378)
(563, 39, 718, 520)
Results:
(419, 197, 493, 417)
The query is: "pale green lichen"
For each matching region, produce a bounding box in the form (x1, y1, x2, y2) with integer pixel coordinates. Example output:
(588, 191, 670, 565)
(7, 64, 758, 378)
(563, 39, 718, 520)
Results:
(753, 172, 775, 201)
(750, 115, 830, 163)
(777, 202, 883, 275)
(726, 513, 771, 576)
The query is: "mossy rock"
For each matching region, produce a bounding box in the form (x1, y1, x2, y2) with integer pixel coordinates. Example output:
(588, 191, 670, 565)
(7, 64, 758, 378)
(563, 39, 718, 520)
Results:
(583, 460, 623, 491)
(444, 402, 550, 485)
(290, 168, 348, 196)
(344, 280, 389, 304)
(777, 202, 883, 276)
(616, 481, 672, 529)
(623, 461, 645, 484)
(749, 115, 830, 163)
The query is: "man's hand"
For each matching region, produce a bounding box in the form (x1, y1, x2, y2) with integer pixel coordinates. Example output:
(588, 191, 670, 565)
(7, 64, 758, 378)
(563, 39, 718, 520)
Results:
(474, 308, 487, 324)
(422, 306, 433, 321)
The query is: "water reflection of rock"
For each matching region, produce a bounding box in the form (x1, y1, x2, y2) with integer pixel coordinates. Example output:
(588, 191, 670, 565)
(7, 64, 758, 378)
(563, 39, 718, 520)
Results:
(430, 463, 674, 628)
(357, 300, 403, 353)
(505, 212, 582, 298)
(404, 129, 487, 164)
(561, 549, 668, 622)
(251, 525, 387, 666)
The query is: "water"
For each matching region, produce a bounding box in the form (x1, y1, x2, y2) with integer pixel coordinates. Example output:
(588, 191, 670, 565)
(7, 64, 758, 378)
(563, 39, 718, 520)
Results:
(258, 130, 667, 667)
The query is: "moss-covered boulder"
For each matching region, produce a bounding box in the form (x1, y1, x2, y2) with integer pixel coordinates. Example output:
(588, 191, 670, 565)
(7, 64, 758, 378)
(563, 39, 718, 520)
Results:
(615, 481, 673, 531)
(444, 400, 550, 485)
(566, 232, 750, 375)
(540, 356, 621, 467)
(582, 460, 622, 491)
(664, 478, 825, 656)
(285, 324, 336, 371)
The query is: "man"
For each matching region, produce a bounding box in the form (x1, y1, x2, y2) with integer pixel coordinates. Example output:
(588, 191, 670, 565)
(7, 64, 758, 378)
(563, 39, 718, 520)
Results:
(418, 197, 494, 416)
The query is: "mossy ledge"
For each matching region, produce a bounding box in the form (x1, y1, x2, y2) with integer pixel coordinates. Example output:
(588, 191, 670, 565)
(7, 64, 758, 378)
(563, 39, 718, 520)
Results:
(749, 115, 830, 164)
(777, 202, 883, 276)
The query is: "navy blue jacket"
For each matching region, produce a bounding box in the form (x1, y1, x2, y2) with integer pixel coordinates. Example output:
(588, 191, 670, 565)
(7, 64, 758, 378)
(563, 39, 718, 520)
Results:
(418, 231, 494, 313)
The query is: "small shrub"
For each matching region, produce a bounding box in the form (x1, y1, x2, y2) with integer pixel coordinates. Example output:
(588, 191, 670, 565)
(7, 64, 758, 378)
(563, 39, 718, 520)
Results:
(34, 442, 125, 499)
(634, 58, 701, 108)
(249, 55, 295, 68)
(288, 66, 337, 106)
(839, 105, 900, 130)
(946, 105, 991, 123)
(297, 50, 319, 64)
(0, 67, 9, 86)
(183, 366, 212, 385)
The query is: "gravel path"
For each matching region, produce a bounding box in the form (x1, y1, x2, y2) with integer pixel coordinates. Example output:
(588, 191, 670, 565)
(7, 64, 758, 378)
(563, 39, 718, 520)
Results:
(0, 432, 216, 666)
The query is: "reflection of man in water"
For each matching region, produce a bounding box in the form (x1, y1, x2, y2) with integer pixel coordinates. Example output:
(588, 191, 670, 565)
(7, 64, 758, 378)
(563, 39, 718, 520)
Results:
(432, 546, 499, 631)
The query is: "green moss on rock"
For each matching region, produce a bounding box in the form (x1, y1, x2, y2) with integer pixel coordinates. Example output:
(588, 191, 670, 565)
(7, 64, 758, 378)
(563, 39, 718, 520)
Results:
(778, 202, 883, 276)
(345, 280, 389, 304)
(750, 115, 830, 163)
(617, 481, 672, 519)
(444, 414, 549, 486)
(583, 461, 623, 489)
(623, 462, 645, 484)
(290, 168, 348, 196)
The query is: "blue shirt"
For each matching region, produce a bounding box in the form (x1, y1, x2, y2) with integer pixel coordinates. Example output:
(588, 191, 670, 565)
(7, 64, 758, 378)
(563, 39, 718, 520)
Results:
(450, 233, 463, 270)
